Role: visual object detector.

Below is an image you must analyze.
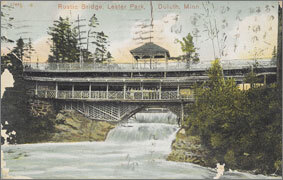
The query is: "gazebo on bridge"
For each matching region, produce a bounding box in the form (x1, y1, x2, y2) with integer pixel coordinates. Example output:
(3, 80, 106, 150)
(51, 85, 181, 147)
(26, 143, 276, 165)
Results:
(130, 42, 170, 69)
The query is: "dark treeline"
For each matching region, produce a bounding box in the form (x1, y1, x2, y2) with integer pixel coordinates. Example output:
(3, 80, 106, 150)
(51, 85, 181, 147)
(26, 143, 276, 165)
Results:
(183, 59, 282, 175)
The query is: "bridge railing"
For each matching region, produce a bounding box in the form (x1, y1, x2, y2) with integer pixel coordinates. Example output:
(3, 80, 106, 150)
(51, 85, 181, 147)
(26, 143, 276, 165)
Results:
(23, 62, 188, 72)
(23, 59, 276, 72)
(36, 90, 193, 100)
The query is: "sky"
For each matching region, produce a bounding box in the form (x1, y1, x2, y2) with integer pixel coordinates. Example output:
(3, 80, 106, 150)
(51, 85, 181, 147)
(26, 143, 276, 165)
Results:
(1, 1, 279, 63)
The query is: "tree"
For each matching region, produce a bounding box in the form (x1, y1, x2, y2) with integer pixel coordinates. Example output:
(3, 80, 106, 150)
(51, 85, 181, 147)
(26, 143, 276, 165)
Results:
(94, 48, 104, 63)
(87, 14, 99, 53)
(23, 38, 35, 63)
(272, 46, 277, 58)
(48, 17, 80, 63)
(189, 2, 226, 59)
(244, 71, 261, 88)
(177, 33, 199, 68)
(72, 13, 111, 63)
(277, 3, 282, 88)
(93, 31, 109, 63)
(12, 37, 25, 61)
(270, 46, 277, 66)
(184, 59, 282, 175)
(106, 51, 113, 64)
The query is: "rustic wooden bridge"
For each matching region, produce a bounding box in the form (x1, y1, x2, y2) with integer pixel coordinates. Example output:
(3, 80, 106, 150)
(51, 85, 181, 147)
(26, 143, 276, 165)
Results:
(22, 59, 276, 122)
(22, 43, 277, 122)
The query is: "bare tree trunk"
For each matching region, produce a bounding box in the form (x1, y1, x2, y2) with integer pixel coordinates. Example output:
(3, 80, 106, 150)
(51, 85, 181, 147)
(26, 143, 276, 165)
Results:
(209, 20, 216, 59)
(277, 4, 282, 88)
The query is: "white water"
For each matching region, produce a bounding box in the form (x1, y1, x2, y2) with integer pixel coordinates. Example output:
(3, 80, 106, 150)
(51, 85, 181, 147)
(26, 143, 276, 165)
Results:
(132, 112, 178, 124)
(2, 120, 281, 179)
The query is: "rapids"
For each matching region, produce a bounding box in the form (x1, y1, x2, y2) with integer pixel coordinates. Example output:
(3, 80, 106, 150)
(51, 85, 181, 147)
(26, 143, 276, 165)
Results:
(2, 113, 280, 179)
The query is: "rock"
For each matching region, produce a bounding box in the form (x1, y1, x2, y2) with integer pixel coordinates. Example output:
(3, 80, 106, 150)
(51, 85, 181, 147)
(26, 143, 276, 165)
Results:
(167, 128, 211, 167)
(179, 128, 186, 135)
(50, 110, 116, 142)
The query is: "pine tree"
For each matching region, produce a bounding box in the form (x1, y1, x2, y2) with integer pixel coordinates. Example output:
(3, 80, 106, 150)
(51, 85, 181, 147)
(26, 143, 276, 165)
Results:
(271, 46, 277, 65)
(86, 14, 100, 63)
(12, 37, 25, 61)
(106, 51, 113, 64)
(24, 38, 35, 63)
(93, 31, 109, 63)
(272, 46, 277, 58)
(48, 17, 80, 63)
(207, 59, 225, 89)
(177, 33, 200, 68)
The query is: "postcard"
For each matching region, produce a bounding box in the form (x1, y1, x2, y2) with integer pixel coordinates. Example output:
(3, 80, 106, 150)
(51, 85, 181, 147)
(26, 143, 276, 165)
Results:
(1, 1, 282, 179)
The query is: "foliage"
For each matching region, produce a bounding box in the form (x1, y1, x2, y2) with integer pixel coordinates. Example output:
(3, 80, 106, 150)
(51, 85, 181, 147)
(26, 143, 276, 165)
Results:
(243, 71, 261, 88)
(272, 46, 277, 59)
(87, 14, 112, 63)
(82, 14, 111, 63)
(184, 59, 282, 175)
(24, 38, 36, 62)
(12, 38, 25, 61)
(48, 16, 80, 63)
(1, 54, 57, 144)
(93, 31, 110, 63)
(47, 14, 112, 63)
(177, 33, 199, 66)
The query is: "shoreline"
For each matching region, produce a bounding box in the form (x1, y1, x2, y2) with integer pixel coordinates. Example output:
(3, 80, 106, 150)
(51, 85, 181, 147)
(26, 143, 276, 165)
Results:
(167, 128, 282, 178)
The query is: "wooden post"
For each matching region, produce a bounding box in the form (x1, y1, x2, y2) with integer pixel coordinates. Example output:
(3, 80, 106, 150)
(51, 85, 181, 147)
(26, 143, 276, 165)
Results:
(106, 82, 109, 99)
(123, 83, 126, 100)
(72, 84, 74, 98)
(264, 74, 267, 86)
(55, 82, 58, 98)
(89, 83, 91, 99)
(159, 82, 162, 100)
(118, 105, 121, 120)
(177, 84, 180, 99)
(35, 81, 38, 96)
(165, 53, 168, 70)
(181, 103, 184, 126)
(150, 56, 152, 69)
(141, 81, 144, 100)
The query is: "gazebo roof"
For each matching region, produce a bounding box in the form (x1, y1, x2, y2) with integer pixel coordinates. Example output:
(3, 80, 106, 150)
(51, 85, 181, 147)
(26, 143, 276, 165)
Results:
(130, 42, 170, 59)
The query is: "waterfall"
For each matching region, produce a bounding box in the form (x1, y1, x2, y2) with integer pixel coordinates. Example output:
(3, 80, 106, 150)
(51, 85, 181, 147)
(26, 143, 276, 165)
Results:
(106, 123, 179, 142)
(129, 112, 178, 124)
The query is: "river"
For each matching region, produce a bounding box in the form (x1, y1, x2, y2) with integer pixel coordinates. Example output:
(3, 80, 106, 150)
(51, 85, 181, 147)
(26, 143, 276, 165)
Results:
(2, 113, 280, 179)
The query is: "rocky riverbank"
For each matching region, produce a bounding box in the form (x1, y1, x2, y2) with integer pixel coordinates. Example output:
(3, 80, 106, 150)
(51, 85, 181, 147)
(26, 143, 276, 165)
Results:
(1, 64, 115, 144)
(50, 110, 116, 142)
(167, 128, 282, 178)
(167, 128, 216, 167)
